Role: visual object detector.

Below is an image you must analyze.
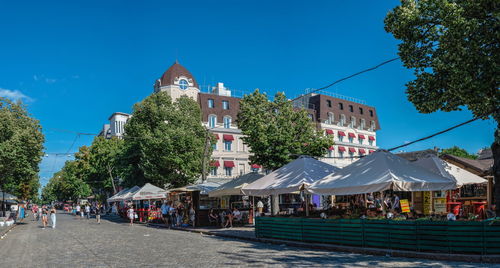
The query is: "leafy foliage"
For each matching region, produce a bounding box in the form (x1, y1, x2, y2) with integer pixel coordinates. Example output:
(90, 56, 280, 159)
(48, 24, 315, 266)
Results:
(122, 92, 210, 188)
(41, 161, 92, 203)
(237, 90, 334, 170)
(0, 98, 44, 200)
(440, 146, 478, 159)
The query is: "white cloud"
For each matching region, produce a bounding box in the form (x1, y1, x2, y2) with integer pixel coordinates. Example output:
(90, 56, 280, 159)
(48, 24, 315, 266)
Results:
(33, 74, 58, 84)
(45, 78, 57, 84)
(0, 88, 33, 102)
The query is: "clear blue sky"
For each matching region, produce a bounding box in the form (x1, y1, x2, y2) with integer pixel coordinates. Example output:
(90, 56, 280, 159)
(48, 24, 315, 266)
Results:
(0, 1, 495, 187)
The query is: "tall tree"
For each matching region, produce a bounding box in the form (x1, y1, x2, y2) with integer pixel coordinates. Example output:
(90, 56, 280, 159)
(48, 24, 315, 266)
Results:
(0, 97, 44, 202)
(440, 146, 478, 160)
(385, 0, 500, 212)
(41, 161, 92, 203)
(122, 92, 210, 188)
(237, 90, 334, 170)
(86, 136, 124, 195)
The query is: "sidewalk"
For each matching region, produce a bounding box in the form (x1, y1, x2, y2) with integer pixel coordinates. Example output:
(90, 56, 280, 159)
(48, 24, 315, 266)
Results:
(148, 222, 500, 263)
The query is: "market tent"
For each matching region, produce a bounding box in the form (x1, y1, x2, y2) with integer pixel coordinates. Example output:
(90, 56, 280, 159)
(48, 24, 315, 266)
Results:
(113, 186, 140, 202)
(241, 156, 341, 196)
(413, 155, 486, 187)
(168, 181, 222, 195)
(0, 192, 18, 201)
(308, 150, 457, 196)
(107, 188, 130, 203)
(130, 183, 167, 200)
(209, 173, 264, 197)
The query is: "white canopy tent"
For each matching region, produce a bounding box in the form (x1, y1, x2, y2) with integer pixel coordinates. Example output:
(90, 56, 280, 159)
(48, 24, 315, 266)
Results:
(413, 155, 486, 187)
(130, 183, 168, 201)
(109, 186, 140, 202)
(307, 151, 457, 196)
(241, 156, 341, 196)
(209, 173, 264, 198)
(168, 181, 222, 195)
(107, 188, 130, 203)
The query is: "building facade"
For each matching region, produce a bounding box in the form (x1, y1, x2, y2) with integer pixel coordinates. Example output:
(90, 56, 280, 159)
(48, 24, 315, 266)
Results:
(101, 61, 380, 181)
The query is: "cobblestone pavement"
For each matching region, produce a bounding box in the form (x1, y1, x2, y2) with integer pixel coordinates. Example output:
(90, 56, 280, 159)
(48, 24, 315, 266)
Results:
(0, 212, 498, 268)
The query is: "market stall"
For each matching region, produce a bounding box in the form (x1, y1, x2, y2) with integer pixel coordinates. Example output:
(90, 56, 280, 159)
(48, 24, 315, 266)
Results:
(125, 183, 168, 222)
(168, 181, 222, 226)
(242, 155, 341, 215)
(413, 155, 487, 218)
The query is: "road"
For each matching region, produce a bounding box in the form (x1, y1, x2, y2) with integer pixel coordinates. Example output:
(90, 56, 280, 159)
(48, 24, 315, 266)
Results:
(0, 212, 496, 268)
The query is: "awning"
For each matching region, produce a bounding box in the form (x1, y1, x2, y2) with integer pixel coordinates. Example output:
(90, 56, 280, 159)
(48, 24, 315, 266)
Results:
(338, 146, 346, 152)
(359, 149, 366, 154)
(329, 146, 334, 151)
(348, 133, 356, 138)
(369, 150, 374, 154)
(209, 173, 265, 197)
(130, 183, 168, 201)
(251, 164, 261, 169)
(358, 134, 365, 139)
(223, 134, 234, 141)
(210, 160, 220, 167)
(369, 136, 375, 141)
(325, 129, 334, 135)
(349, 147, 356, 153)
(224, 161, 235, 168)
(338, 131, 346, 136)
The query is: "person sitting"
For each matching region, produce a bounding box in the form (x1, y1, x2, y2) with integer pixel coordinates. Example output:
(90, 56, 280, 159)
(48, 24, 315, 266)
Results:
(447, 211, 457, 221)
(232, 208, 242, 224)
(208, 209, 219, 226)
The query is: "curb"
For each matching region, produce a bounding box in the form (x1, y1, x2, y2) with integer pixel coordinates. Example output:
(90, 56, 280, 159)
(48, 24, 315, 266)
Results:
(148, 223, 500, 264)
(0, 218, 23, 240)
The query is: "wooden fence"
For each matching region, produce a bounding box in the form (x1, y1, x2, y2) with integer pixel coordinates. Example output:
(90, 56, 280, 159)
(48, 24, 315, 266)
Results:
(255, 217, 500, 255)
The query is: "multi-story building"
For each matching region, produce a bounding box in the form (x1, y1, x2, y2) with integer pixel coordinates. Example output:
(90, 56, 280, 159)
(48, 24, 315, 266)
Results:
(293, 90, 380, 167)
(100, 61, 380, 181)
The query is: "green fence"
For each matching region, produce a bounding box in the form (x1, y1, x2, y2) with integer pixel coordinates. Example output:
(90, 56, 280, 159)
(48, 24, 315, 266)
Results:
(255, 217, 500, 255)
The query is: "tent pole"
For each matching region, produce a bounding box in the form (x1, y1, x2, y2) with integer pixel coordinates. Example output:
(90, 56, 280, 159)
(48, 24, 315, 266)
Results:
(305, 193, 310, 217)
(252, 196, 255, 225)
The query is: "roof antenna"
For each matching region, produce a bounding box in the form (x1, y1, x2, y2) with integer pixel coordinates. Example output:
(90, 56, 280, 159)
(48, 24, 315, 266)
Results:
(175, 48, 179, 64)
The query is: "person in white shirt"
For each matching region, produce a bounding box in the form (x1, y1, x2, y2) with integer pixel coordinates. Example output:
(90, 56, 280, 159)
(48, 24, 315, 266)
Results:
(85, 205, 91, 220)
(256, 200, 264, 216)
(127, 206, 135, 226)
(75, 204, 81, 217)
(447, 212, 456, 221)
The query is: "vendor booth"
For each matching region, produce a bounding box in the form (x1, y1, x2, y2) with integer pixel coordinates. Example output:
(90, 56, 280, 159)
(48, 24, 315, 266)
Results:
(126, 183, 168, 222)
(413, 155, 488, 218)
(242, 155, 340, 215)
(168, 181, 222, 226)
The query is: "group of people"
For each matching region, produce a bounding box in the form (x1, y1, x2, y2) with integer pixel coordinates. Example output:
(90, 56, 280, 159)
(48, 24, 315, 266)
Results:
(73, 203, 102, 223)
(31, 204, 56, 229)
(208, 207, 243, 228)
(159, 201, 196, 228)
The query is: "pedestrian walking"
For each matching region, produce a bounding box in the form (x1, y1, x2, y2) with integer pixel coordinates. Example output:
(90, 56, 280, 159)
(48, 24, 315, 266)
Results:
(75, 204, 81, 218)
(160, 201, 170, 227)
(80, 206, 84, 218)
(85, 204, 90, 219)
(95, 203, 101, 224)
(127, 205, 134, 226)
(41, 206, 48, 229)
(32, 205, 38, 221)
(50, 207, 56, 229)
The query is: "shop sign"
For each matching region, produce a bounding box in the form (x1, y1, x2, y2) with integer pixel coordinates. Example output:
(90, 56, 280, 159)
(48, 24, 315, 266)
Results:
(400, 199, 410, 213)
(423, 191, 431, 215)
(434, 198, 447, 213)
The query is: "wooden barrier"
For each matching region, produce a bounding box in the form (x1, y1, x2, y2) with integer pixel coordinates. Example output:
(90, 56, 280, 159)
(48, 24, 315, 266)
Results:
(255, 217, 500, 255)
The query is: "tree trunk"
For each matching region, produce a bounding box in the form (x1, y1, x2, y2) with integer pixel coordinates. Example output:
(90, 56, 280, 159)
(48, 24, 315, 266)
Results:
(492, 125, 500, 215)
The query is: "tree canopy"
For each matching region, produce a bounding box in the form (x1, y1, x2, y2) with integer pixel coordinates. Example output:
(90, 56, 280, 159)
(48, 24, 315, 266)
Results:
(0, 97, 44, 200)
(440, 146, 478, 159)
(41, 160, 92, 203)
(122, 92, 211, 188)
(237, 90, 334, 171)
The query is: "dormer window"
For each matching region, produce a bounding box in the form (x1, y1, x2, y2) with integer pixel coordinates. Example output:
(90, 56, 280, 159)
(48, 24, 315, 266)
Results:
(349, 105, 354, 112)
(179, 79, 189, 90)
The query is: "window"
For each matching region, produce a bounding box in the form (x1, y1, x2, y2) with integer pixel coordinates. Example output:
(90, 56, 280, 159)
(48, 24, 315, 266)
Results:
(211, 143, 217, 151)
(339, 103, 344, 110)
(208, 115, 217, 128)
(328, 150, 334, 158)
(359, 138, 363, 145)
(208, 99, 214, 108)
(349, 151, 354, 159)
(338, 135, 344, 142)
(348, 136, 354, 143)
(369, 139, 373, 146)
(326, 100, 332, 108)
(340, 114, 346, 126)
(327, 112, 334, 124)
(225, 167, 232, 176)
(222, 100, 229, 110)
(349, 105, 354, 112)
(339, 151, 344, 158)
(179, 79, 189, 90)
(370, 120, 376, 130)
(369, 110, 374, 117)
(350, 116, 356, 128)
(224, 141, 232, 151)
(359, 107, 363, 115)
(223, 116, 231, 128)
(360, 119, 366, 130)
(210, 168, 217, 176)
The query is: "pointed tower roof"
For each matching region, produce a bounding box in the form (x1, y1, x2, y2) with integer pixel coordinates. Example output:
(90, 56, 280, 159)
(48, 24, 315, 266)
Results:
(159, 61, 199, 88)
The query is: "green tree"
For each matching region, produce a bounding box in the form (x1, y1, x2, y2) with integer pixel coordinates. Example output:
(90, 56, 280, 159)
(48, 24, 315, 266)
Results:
(0, 97, 44, 202)
(385, 0, 500, 212)
(237, 90, 334, 170)
(86, 136, 124, 195)
(122, 92, 210, 188)
(41, 161, 92, 203)
(440, 146, 478, 159)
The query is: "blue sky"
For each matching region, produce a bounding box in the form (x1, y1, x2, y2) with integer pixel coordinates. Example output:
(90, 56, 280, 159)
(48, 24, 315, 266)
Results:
(0, 1, 496, 187)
